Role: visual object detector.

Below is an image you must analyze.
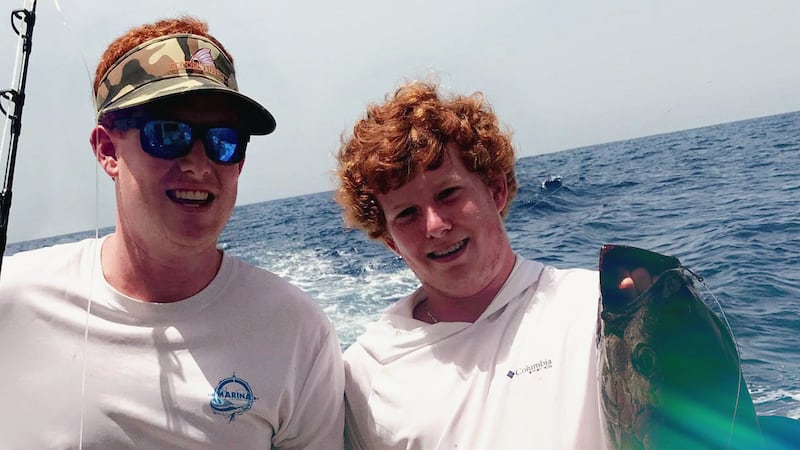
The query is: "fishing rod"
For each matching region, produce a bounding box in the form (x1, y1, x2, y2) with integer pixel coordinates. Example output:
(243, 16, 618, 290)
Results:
(0, 0, 38, 274)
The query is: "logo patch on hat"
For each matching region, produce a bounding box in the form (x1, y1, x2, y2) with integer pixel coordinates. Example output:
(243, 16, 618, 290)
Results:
(168, 48, 227, 84)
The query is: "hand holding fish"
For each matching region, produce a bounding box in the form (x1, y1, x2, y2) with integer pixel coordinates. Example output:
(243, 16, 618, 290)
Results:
(616, 267, 658, 300)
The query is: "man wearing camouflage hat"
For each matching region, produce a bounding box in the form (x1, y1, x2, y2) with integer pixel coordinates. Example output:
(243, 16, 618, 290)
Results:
(0, 16, 344, 449)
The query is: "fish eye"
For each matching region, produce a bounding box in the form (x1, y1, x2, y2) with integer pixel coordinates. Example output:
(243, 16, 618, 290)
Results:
(632, 343, 657, 378)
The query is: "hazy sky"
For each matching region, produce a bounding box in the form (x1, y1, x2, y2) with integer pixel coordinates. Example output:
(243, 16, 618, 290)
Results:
(2, 0, 799, 244)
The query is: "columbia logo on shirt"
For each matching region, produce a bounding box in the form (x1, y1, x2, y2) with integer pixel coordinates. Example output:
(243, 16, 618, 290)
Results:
(506, 359, 553, 378)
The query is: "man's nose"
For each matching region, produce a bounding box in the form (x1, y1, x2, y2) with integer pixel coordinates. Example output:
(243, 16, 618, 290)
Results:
(425, 206, 452, 238)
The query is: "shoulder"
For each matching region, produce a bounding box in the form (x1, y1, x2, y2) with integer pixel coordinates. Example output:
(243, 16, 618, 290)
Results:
(547, 265, 597, 280)
(511, 256, 598, 301)
(3, 237, 95, 263)
(1, 238, 98, 283)
(530, 265, 599, 320)
(221, 254, 334, 327)
(541, 266, 598, 294)
(342, 340, 377, 414)
(343, 339, 370, 366)
(510, 256, 597, 289)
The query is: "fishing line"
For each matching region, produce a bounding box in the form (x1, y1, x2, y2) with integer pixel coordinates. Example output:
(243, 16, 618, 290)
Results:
(50, 0, 101, 448)
(684, 265, 745, 447)
(703, 282, 745, 448)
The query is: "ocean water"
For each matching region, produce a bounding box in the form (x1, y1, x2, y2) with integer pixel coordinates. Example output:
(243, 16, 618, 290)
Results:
(6, 111, 799, 419)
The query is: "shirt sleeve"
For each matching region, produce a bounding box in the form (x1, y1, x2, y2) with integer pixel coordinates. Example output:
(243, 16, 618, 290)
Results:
(273, 319, 345, 450)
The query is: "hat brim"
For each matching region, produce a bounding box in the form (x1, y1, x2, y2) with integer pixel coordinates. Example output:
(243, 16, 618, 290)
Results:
(98, 76, 276, 135)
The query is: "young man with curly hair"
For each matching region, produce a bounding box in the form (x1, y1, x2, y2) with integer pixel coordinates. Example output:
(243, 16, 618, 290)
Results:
(335, 81, 647, 449)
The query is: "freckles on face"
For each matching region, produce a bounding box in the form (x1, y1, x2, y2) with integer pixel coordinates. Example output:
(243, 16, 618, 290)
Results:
(377, 146, 511, 299)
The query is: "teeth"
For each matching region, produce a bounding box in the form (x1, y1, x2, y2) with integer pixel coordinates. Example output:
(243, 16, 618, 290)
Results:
(174, 190, 209, 201)
(432, 241, 464, 257)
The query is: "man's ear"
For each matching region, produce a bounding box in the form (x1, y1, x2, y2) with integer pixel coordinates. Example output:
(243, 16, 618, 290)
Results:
(489, 175, 509, 213)
(90, 126, 119, 180)
(383, 236, 400, 256)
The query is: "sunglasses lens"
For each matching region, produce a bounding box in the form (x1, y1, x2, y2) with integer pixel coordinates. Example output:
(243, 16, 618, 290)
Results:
(136, 120, 246, 164)
(205, 128, 246, 164)
(141, 121, 193, 158)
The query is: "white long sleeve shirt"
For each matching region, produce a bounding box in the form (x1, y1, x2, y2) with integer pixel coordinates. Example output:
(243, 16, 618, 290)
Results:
(344, 256, 603, 450)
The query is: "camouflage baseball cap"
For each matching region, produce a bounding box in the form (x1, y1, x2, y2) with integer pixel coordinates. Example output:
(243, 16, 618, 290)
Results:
(95, 33, 275, 135)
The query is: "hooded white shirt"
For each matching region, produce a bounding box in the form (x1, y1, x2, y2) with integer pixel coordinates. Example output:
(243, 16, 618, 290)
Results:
(344, 256, 603, 450)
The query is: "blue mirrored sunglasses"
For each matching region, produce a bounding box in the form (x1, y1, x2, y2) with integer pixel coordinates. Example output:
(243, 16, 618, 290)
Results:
(111, 118, 249, 165)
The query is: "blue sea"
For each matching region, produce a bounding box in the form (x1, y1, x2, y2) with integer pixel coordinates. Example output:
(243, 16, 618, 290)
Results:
(6, 111, 799, 419)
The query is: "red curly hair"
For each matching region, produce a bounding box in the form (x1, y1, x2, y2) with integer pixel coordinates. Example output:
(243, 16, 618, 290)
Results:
(335, 81, 517, 241)
(93, 16, 232, 94)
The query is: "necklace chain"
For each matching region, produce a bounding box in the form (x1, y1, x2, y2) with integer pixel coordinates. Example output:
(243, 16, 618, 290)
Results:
(424, 300, 439, 324)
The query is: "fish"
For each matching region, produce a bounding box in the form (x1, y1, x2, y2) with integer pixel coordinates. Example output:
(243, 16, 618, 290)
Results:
(596, 244, 765, 449)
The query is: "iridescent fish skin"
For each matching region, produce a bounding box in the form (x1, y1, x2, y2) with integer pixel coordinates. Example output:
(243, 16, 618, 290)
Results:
(596, 245, 764, 450)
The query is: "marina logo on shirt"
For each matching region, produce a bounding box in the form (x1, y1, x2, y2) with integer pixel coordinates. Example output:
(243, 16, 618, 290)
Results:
(506, 359, 553, 378)
(210, 373, 258, 422)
